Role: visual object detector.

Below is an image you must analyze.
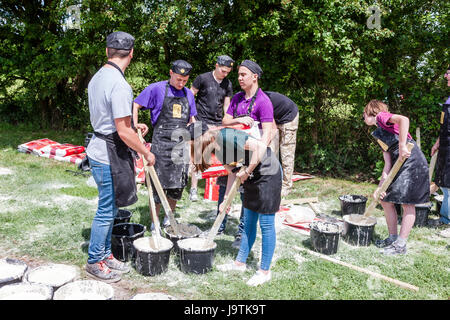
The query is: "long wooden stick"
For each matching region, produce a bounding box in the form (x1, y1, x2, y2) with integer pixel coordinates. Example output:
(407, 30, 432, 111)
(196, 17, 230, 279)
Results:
(429, 151, 438, 183)
(203, 168, 244, 248)
(137, 130, 161, 248)
(293, 245, 419, 292)
(280, 197, 319, 206)
(364, 142, 414, 217)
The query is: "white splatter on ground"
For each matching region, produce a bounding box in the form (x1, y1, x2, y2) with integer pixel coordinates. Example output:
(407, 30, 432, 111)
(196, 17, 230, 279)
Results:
(0, 167, 12, 175)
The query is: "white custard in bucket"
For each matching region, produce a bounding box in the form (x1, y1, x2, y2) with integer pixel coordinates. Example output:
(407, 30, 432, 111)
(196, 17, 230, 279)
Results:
(177, 238, 217, 251)
(0, 283, 53, 300)
(133, 237, 173, 252)
(343, 214, 377, 226)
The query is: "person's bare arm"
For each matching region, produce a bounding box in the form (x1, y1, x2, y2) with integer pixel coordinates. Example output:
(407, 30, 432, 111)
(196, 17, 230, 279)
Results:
(132, 102, 149, 136)
(223, 96, 231, 114)
(376, 151, 392, 200)
(389, 114, 411, 160)
(222, 113, 254, 127)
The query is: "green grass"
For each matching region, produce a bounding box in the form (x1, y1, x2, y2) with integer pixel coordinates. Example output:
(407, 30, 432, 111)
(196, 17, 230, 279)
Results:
(0, 122, 449, 300)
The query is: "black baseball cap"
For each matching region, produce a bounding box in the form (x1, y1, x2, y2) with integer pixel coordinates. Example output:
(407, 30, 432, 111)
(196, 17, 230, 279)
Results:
(217, 55, 234, 68)
(171, 60, 192, 76)
(106, 31, 135, 50)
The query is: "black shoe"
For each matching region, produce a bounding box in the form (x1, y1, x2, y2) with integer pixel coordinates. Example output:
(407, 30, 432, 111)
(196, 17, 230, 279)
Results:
(217, 229, 225, 236)
(375, 237, 395, 248)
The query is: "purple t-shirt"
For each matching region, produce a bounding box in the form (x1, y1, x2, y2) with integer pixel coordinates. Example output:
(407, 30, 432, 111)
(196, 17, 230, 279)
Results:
(446, 96, 450, 104)
(376, 111, 412, 140)
(226, 88, 274, 128)
(134, 80, 197, 126)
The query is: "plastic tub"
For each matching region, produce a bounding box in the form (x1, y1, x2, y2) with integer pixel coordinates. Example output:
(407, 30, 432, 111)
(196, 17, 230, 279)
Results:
(339, 195, 368, 216)
(111, 223, 146, 262)
(178, 238, 217, 274)
(133, 237, 173, 276)
(342, 214, 377, 246)
(310, 221, 340, 255)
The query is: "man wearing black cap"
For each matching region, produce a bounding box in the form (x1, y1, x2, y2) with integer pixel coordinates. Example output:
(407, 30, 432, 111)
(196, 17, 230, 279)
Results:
(133, 59, 197, 228)
(86, 31, 155, 282)
(221, 59, 276, 247)
(188, 55, 235, 201)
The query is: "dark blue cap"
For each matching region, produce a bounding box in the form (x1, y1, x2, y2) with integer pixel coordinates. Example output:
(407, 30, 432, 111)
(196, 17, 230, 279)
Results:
(171, 60, 192, 76)
(239, 60, 263, 78)
(106, 31, 135, 50)
(217, 55, 234, 68)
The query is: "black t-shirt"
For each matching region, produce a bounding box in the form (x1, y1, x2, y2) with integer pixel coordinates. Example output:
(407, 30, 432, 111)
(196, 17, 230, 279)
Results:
(192, 71, 233, 125)
(265, 91, 298, 124)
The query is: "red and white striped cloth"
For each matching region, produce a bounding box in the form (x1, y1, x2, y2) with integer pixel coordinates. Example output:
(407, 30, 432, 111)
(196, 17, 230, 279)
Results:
(18, 138, 86, 166)
(134, 142, 152, 184)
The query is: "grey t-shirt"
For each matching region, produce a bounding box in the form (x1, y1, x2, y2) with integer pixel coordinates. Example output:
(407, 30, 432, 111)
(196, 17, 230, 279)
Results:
(86, 66, 133, 165)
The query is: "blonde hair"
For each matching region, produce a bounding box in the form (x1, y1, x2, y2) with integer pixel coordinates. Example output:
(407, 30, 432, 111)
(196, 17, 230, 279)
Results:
(364, 99, 389, 117)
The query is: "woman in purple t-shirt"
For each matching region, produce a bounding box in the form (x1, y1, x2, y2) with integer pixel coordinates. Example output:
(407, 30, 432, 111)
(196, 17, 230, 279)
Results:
(363, 99, 429, 256)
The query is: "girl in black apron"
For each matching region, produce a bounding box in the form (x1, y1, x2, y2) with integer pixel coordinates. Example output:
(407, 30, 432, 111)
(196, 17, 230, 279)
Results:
(364, 99, 429, 255)
(151, 81, 191, 218)
(191, 126, 282, 286)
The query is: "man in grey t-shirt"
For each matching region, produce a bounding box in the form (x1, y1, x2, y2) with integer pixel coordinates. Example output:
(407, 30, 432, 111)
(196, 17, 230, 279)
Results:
(85, 31, 155, 283)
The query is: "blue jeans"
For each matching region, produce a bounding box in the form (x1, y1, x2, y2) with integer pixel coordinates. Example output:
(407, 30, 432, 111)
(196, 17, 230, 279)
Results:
(217, 184, 244, 235)
(236, 208, 276, 271)
(440, 187, 450, 224)
(87, 157, 118, 264)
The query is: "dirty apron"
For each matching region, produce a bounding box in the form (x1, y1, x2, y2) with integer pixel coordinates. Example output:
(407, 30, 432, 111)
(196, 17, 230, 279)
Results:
(435, 103, 450, 188)
(371, 126, 429, 204)
(243, 147, 282, 213)
(216, 128, 282, 213)
(151, 82, 190, 189)
(92, 61, 138, 207)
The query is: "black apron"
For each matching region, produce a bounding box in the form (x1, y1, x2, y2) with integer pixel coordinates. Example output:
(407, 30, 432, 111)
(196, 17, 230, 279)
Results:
(371, 126, 429, 204)
(435, 103, 450, 188)
(151, 81, 191, 189)
(91, 61, 138, 208)
(242, 147, 282, 213)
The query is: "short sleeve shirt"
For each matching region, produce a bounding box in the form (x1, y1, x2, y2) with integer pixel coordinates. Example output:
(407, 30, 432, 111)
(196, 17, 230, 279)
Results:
(86, 67, 133, 165)
(215, 128, 252, 166)
(134, 80, 197, 126)
(192, 72, 233, 125)
(376, 111, 412, 140)
(226, 88, 274, 128)
(265, 91, 298, 124)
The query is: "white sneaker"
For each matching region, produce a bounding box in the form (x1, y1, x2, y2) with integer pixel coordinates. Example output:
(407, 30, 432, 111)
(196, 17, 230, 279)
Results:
(217, 261, 246, 272)
(246, 270, 271, 286)
(163, 215, 170, 227)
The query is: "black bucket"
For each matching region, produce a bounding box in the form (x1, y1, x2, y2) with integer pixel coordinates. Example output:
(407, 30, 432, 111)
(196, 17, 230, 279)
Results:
(414, 203, 431, 227)
(342, 214, 377, 246)
(395, 203, 403, 224)
(163, 224, 202, 254)
(434, 195, 443, 214)
(339, 195, 368, 216)
(111, 223, 146, 262)
(177, 238, 217, 274)
(84, 132, 94, 148)
(114, 209, 133, 225)
(310, 221, 340, 255)
(133, 237, 173, 276)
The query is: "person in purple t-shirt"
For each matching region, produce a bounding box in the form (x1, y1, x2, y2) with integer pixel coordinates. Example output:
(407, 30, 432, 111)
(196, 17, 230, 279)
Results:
(132, 60, 197, 229)
(220, 60, 276, 248)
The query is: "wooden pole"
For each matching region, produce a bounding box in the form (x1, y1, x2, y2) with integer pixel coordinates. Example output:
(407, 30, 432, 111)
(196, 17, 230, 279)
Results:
(293, 246, 419, 292)
(203, 168, 244, 248)
(137, 130, 161, 248)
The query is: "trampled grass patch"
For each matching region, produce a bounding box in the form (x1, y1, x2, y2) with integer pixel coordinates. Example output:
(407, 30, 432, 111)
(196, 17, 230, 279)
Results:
(0, 123, 449, 300)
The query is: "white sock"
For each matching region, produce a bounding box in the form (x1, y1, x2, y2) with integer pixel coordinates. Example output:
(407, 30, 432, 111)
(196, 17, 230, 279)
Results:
(395, 236, 407, 247)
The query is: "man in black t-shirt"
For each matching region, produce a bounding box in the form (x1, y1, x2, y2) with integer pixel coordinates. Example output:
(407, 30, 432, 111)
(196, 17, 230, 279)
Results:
(265, 91, 299, 197)
(188, 55, 235, 201)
